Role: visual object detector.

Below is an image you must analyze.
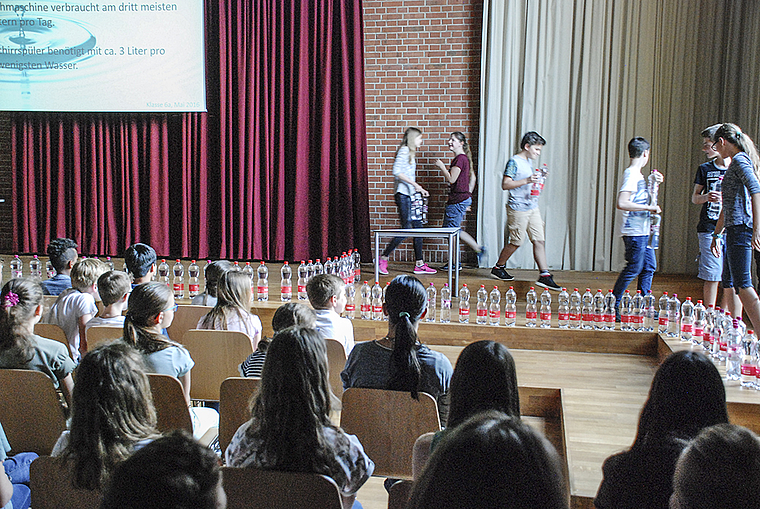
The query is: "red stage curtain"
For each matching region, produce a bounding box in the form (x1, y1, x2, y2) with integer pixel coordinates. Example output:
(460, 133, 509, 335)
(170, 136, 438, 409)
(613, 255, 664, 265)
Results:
(10, 0, 370, 262)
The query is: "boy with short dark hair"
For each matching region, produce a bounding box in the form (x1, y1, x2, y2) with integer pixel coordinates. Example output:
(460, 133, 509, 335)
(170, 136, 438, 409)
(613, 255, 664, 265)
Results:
(612, 137, 664, 313)
(85, 271, 131, 331)
(492, 131, 561, 290)
(124, 243, 157, 286)
(47, 258, 108, 361)
(306, 274, 354, 355)
(41, 238, 78, 296)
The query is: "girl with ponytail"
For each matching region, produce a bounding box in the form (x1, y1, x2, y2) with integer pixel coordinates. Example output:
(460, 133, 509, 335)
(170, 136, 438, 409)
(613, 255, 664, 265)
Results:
(341, 275, 453, 422)
(710, 123, 760, 332)
(435, 131, 485, 266)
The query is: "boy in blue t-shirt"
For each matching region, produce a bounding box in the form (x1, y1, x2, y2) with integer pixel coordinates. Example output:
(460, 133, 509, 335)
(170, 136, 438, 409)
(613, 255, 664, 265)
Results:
(491, 131, 561, 291)
(612, 137, 664, 313)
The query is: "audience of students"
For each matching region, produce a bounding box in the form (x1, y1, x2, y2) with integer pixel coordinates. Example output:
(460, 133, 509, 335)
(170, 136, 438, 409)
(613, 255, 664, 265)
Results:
(52, 343, 160, 490)
(407, 411, 569, 509)
(307, 274, 355, 355)
(40, 238, 78, 296)
(226, 327, 374, 509)
(0, 278, 75, 405)
(122, 282, 218, 439)
(46, 258, 108, 361)
(595, 350, 729, 509)
(238, 302, 315, 378)
(197, 271, 262, 352)
(101, 431, 226, 509)
(192, 260, 234, 307)
(341, 275, 453, 423)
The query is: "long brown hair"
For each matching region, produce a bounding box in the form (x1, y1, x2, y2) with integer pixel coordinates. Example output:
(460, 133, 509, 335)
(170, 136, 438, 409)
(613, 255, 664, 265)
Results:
(398, 127, 422, 163)
(123, 282, 179, 354)
(0, 278, 43, 367)
(714, 123, 760, 176)
(451, 131, 473, 171)
(198, 270, 253, 330)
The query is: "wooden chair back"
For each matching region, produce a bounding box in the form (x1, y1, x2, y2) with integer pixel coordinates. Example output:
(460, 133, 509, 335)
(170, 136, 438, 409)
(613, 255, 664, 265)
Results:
(85, 326, 122, 350)
(34, 322, 68, 350)
(167, 305, 212, 343)
(325, 338, 347, 399)
(387, 479, 414, 509)
(147, 374, 193, 434)
(0, 369, 66, 455)
(222, 467, 343, 509)
(340, 388, 440, 479)
(30, 455, 101, 509)
(181, 329, 253, 400)
(219, 377, 260, 453)
(728, 401, 760, 436)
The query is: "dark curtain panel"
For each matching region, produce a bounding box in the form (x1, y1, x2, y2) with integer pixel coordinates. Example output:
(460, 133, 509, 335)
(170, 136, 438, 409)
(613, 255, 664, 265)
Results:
(10, 0, 370, 261)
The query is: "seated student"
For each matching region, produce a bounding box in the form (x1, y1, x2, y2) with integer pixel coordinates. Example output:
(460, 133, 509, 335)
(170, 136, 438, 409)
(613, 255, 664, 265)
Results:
(407, 411, 568, 509)
(123, 282, 218, 439)
(226, 327, 374, 509)
(307, 273, 355, 355)
(85, 271, 131, 331)
(670, 423, 760, 509)
(124, 243, 157, 287)
(239, 302, 316, 378)
(40, 238, 78, 296)
(341, 275, 453, 423)
(191, 260, 233, 307)
(0, 279, 75, 405)
(51, 343, 159, 490)
(101, 431, 225, 509)
(196, 271, 262, 352)
(46, 258, 108, 361)
(595, 351, 729, 509)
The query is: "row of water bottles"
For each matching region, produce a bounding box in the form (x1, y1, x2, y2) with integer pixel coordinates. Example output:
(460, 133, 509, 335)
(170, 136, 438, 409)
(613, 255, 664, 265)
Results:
(2, 254, 121, 282)
(296, 251, 362, 300)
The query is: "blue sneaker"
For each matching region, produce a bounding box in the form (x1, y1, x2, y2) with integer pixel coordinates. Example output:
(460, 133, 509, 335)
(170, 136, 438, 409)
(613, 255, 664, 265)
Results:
(477, 246, 487, 265)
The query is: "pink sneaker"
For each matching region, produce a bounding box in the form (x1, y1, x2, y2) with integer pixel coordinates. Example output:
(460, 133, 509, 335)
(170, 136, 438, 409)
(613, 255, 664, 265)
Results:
(378, 258, 389, 275)
(413, 263, 437, 275)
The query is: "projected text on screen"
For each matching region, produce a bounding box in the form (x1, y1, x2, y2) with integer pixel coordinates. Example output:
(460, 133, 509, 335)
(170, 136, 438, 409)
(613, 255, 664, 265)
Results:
(0, 1, 206, 112)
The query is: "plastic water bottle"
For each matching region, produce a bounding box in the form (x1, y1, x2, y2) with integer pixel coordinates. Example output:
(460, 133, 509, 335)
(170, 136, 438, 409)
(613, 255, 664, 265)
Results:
(631, 290, 645, 331)
(360, 281, 371, 320)
(620, 290, 632, 331)
(741, 330, 757, 388)
(459, 284, 471, 324)
(188, 260, 200, 298)
(172, 260, 184, 299)
(667, 294, 680, 337)
(476, 285, 488, 325)
(28, 255, 42, 281)
(557, 288, 569, 329)
(525, 287, 538, 327)
(658, 292, 669, 334)
(702, 305, 715, 351)
(426, 283, 436, 323)
(603, 290, 616, 330)
(341, 252, 351, 284)
(489, 286, 501, 326)
(643, 291, 656, 331)
(45, 260, 55, 279)
(505, 286, 517, 327)
(568, 288, 581, 329)
(323, 258, 334, 275)
(727, 319, 742, 381)
(311, 259, 322, 277)
(382, 282, 390, 321)
(306, 260, 315, 282)
(440, 284, 452, 324)
(10, 255, 22, 279)
(256, 261, 269, 301)
(371, 282, 383, 321)
(539, 288, 552, 328)
(592, 289, 605, 330)
(280, 262, 292, 302)
(719, 311, 732, 361)
(232, 261, 241, 271)
(581, 288, 594, 329)
(105, 256, 115, 271)
(680, 297, 695, 342)
(345, 283, 356, 319)
(352, 250, 361, 283)
(157, 259, 170, 286)
(297, 261, 308, 300)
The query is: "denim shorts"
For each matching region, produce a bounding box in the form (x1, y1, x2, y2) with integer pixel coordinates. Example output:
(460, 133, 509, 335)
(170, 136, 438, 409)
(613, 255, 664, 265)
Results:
(697, 231, 723, 281)
(443, 197, 472, 228)
(723, 225, 754, 290)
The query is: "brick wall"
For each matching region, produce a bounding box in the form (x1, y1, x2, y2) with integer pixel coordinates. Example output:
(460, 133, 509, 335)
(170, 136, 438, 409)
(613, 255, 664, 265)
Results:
(363, 0, 483, 266)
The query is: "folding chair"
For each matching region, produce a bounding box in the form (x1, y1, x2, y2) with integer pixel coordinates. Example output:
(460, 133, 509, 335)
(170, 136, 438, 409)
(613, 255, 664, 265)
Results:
(219, 377, 260, 452)
(30, 455, 101, 509)
(181, 329, 253, 400)
(85, 326, 122, 350)
(222, 467, 343, 509)
(167, 305, 212, 343)
(325, 338, 347, 399)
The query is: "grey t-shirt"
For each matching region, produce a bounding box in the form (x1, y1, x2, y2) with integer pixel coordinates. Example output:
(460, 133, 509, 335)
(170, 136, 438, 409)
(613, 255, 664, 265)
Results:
(722, 152, 760, 228)
(504, 155, 538, 211)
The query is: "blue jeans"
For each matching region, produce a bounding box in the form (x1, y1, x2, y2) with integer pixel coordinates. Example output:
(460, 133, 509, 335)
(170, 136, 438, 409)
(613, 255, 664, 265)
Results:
(613, 235, 656, 308)
(723, 225, 753, 290)
(3, 453, 37, 509)
(382, 193, 423, 260)
(443, 197, 472, 228)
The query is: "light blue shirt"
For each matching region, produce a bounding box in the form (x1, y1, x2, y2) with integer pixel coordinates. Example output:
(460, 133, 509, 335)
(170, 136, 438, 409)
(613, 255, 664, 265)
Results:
(504, 155, 538, 211)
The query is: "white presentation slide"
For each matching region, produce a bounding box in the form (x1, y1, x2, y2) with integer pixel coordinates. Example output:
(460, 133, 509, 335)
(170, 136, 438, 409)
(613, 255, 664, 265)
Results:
(0, 1, 206, 112)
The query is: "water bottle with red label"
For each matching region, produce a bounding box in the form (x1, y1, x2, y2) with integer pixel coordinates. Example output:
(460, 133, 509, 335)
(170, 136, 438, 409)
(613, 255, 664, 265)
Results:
(256, 261, 269, 301)
(172, 260, 184, 299)
(280, 262, 292, 302)
(459, 284, 470, 324)
(525, 287, 537, 327)
(539, 288, 552, 328)
(188, 260, 200, 298)
(489, 286, 501, 326)
(476, 285, 488, 325)
(360, 281, 371, 320)
(505, 286, 517, 327)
